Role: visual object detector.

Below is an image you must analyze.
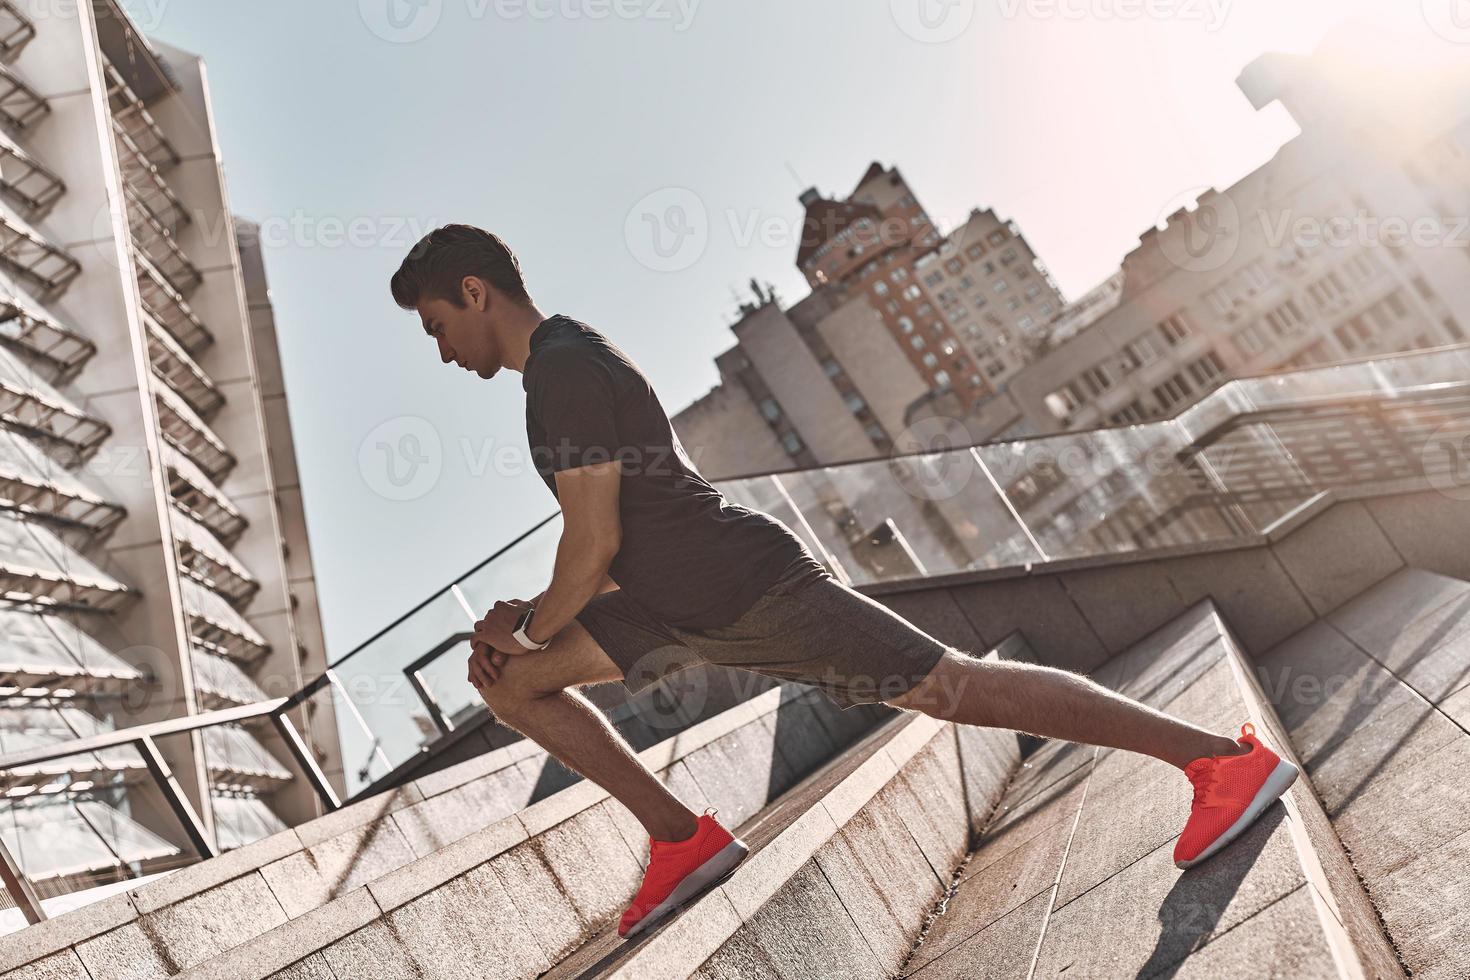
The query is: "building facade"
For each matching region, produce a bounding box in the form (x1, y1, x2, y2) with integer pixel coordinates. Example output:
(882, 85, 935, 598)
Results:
(0, 0, 337, 899)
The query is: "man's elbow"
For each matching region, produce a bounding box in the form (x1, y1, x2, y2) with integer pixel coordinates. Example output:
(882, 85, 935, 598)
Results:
(586, 525, 621, 567)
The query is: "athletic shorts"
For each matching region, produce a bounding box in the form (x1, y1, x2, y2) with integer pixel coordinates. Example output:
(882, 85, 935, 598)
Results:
(575, 561, 951, 710)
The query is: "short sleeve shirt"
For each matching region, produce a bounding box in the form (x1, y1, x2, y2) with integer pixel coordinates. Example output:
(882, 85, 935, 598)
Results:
(523, 315, 823, 629)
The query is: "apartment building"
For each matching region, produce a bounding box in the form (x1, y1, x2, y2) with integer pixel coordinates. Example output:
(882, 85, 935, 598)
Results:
(0, 0, 337, 899)
(991, 30, 1470, 437)
(675, 166, 1067, 478)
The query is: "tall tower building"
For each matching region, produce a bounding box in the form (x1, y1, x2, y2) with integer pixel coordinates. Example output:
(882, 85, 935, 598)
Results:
(0, 0, 337, 900)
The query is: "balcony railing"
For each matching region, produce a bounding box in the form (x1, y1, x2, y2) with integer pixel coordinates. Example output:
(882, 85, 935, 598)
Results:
(123, 187, 200, 296)
(0, 211, 80, 297)
(0, 63, 46, 131)
(144, 312, 223, 419)
(0, 2, 37, 58)
(152, 379, 235, 482)
(0, 132, 64, 216)
(3, 343, 1470, 926)
(0, 280, 97, 383)
(101, 61, 178, 170)
(0, 349, 110, 465)
(133, 251, 212, 353)
(162, 443, 247, 544)
(0, 428, 125, 537)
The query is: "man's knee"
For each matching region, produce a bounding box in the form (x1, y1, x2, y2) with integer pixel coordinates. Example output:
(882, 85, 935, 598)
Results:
(480, 653, 569, 713)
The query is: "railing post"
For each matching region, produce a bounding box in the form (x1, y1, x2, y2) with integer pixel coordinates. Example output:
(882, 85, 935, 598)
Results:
(0, 836, 46, 926)
(137, 735, 215, 861)
(271, 710, 341, 811)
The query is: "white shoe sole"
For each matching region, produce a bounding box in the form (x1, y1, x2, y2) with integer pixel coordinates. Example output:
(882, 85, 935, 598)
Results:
(620, 837, 749, 940)
(1175, 757, 1299, 870)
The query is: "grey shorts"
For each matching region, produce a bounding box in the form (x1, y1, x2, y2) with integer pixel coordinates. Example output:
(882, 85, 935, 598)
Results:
(575, 563, 951, 710)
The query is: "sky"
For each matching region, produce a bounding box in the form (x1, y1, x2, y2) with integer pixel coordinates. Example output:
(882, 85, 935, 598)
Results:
(123, 0, 1461, 655)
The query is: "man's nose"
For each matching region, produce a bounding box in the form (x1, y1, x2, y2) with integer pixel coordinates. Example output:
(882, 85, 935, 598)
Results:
(437, 337, 454, 363)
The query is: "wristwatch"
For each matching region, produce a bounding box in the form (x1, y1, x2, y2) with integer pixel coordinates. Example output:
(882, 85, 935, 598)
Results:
(512, 607, 551, 651)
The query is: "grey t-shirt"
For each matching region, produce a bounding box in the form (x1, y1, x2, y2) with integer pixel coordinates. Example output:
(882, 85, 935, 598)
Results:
(523, 314, 823, 629)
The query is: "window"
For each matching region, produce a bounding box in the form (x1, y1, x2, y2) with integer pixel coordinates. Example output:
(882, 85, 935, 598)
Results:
(922, 352, 939, 368)
(1158, 312, 1191, 346)
(1385, 291, 1409, 319)
(1307, 271, 1348, 310)
(1039, 302, 1054, 318)
(1265, 300, 1306, 337)
(903, 284, 922, 301)
(873, 280, 889, 297)
(781, 430, 804, 456)
(941, 342, 956, 357)
(1025, 284, 1042, 300)
(945, 258, 963, 275)
(1346, 253, 1377, 283)
(986, 359, 1006, 378)
(1186, 350, 1226, 387)
(916, 303, 933, 317)
(1333, 316, 1373, 353)
(987, 229, 1008, 246)
(1234, 323, 1268, 357)
(891, 266, 910, 282)
(897, 316, 915, 334)
(993, 279, 1009, 293)
(934, 369, 951, 388)
(844, 392, 867, 414)
(1000, 248, 1018, 266)
(1412, 276, 1434, 301)
(1007, 297, 1022, 312)
(1446, 316, 1466, 341)
(959, 275, 975, 290)
(1080, 365, 1113, 397)
(1017, 314, 1034, 330)
(1151, 373, 1194, 411)
(821, 358, 842, 378)
(973, 295, 988, 310)
(758, 398, 781, 422)
(1109, 402, 1146, 425)
(969, 374, 983, 387)
(910, 335, 926, 350)
(966, 243, 985, 260)
(865, 423, 887, 443)
(924, 271, 944, 287)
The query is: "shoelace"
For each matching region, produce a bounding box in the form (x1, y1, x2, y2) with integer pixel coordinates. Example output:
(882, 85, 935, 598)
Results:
(1188, 763, 1219, 809)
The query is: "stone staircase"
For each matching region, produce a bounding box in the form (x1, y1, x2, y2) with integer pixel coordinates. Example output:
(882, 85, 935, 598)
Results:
(5, 570, 1470, 978)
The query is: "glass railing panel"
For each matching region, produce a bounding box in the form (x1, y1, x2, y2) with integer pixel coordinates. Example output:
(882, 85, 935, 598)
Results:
(717, 475, 847, 578)
(1190, 421, 1321, 531)
(1173, 380, 1258, 443)
(978, 423, 1249, 560)
(451, 516, 562, 615)
(761, 450, 1037, 585)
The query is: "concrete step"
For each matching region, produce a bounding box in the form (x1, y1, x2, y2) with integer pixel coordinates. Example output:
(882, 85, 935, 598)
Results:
(0, 683, 891, 980)
(1258, 567, 1470, 980)
(899, 602, 1402, 980)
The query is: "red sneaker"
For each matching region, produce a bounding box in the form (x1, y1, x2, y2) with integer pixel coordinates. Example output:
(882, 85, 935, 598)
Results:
(1175, 722, 1298, 870)
(619, 808, 748, 939)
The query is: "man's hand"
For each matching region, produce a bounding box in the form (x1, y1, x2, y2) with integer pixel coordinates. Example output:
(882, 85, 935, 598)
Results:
(467, 599, 534, 690)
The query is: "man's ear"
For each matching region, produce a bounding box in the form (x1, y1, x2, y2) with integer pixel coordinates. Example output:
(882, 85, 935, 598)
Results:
(461, 275, 487, 311)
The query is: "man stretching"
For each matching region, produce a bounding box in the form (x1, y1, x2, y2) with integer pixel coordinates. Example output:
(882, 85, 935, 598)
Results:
(390, 225, 1298, 940)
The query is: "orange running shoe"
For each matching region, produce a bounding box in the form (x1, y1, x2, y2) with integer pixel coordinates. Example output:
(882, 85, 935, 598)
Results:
(1174, 722, 1298, 870)
(619, 808, 748, 939)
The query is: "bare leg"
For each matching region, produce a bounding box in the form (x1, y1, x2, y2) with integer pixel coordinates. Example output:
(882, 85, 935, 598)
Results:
(888, 650, 1241, 770)
(475, 621, 699, 842)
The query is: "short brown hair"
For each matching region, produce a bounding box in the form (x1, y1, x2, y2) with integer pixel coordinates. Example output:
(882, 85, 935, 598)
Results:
(390, 224, 532, 310)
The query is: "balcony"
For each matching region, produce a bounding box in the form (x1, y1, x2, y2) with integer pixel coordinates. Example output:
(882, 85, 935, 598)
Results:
(190, 648, 267, 711)
(0, 2, 36, 58)
(0, 131, 64, 216)
(133, 250, 212, 353)
(201, 724, 290, 792)
(0, 607, 142, 700)
(144, 312, 223, 419)
(0, 428, 124, 537)
(0, 210, 80, 297)
(0, 515, 129, 612)
(101, 60, 177, 170)
(0, 704, 148, 796)
(0, 63, 46, 131)
(161, 443, 247, 544)
(112, 122, 189, 233)
(0, 348, 110, 465)
(178, 577, 268, 664)
(169, 507, 258, 606)
(123, 186, 199, 296)
(0, 796, 178, 887)
(0, 273, 96, 382)
(152, 378, 234, 482)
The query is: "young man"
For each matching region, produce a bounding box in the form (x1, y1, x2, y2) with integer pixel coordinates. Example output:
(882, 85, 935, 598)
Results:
(390, 225, 1299, 940)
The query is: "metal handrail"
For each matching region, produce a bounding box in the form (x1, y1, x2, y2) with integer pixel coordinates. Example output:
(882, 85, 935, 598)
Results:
(0, 697, 339, 924)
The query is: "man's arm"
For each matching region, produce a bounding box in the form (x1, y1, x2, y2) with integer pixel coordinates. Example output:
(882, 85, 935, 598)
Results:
(524, 461, 622, 642)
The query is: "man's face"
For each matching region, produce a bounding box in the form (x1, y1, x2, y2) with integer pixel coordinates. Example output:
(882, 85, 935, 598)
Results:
(418, 294, 499, 379)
